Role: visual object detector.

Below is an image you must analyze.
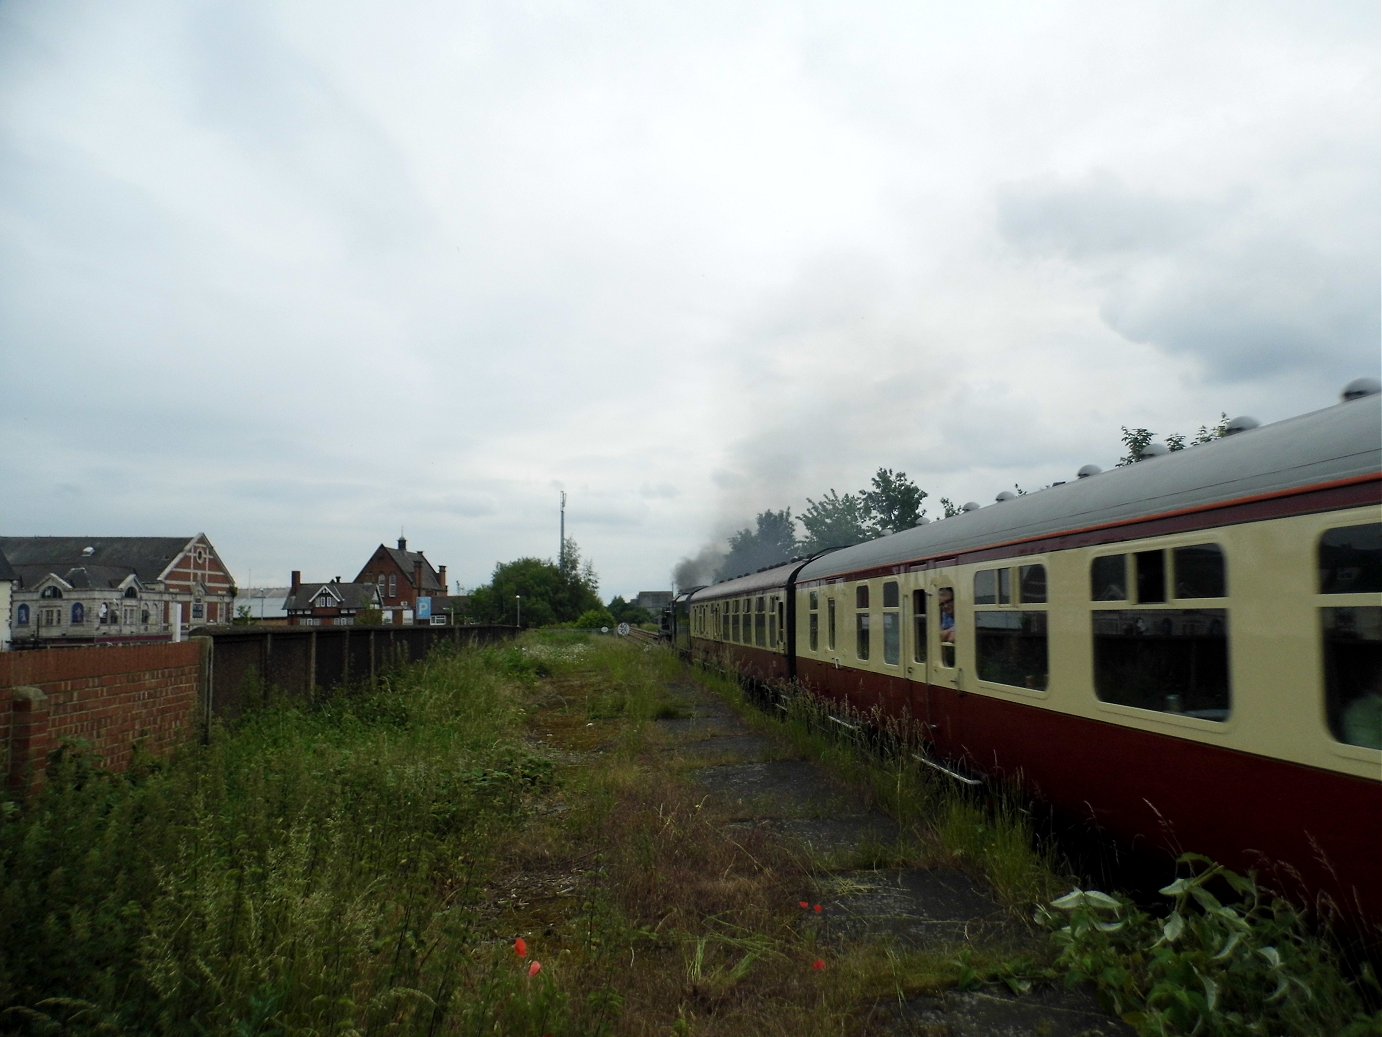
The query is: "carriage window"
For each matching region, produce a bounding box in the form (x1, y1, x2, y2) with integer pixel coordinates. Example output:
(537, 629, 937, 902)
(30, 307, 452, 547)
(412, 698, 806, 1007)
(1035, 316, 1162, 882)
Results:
(731, 600, 740, 643)
(912, 589, 927, 663)
(1091, 555, 1126, 600)
(1019, 565, 1047, 603)
(808, 591, 819, 652)
(755, 596, 766, 647)
(776, 597, 786, 647)
(767, 595, 777, 647)
(1092, 543, 1229, 719)
(1319, 524, 1382, 594)
(1320, 524, 1382, 749)
(827, 597, 836, 652)
(882, 580, 900, 665)
(975, 564, 1048, 690)
(1174, 545, 1226, 598)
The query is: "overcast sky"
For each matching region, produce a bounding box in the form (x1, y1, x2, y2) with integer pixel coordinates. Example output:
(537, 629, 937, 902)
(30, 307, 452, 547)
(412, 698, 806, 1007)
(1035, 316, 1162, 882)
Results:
(1, 1, 1377, 601)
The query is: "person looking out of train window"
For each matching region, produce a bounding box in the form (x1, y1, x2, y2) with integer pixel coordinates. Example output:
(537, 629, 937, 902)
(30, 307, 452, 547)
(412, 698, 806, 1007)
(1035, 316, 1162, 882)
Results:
(939, 588, 955, 643)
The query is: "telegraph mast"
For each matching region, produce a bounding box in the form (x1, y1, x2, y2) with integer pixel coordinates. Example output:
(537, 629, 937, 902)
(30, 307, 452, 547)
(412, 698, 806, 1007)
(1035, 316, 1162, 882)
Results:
(559, 491, 567, 570)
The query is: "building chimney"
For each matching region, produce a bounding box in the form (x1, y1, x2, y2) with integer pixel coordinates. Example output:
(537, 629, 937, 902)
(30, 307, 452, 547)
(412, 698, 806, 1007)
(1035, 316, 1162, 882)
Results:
(438, 565, 447, 591)
(291, 570, 301, 592)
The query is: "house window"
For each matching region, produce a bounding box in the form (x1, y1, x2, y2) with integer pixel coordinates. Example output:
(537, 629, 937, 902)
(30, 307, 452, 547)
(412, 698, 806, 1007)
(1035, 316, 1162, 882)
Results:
(16, 604, 29, 626)
(71, 603, 85, 625)
(192, 603, 205, 619)
(40, 586, 62, 599)
(1091, 544, 1229, 718)
(40, 607, 62, 627)
(317, 593, 332, 608)
(1319, 523, 1382, 749)
(388, 574, 397, 597)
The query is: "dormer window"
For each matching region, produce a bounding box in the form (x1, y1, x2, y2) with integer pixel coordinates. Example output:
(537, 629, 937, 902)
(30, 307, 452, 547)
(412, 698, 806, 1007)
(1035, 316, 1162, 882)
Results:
(40, 586, 63, 599)
(317, 593, 332, 608)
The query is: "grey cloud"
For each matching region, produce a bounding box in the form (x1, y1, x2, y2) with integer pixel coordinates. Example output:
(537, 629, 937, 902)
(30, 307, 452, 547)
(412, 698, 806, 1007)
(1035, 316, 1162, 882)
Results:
(996, 171, 1379, 383)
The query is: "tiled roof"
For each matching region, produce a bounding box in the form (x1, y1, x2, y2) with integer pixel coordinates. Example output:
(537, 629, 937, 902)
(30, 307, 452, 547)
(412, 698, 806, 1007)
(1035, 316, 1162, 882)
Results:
(0, 536, 196, 587)
(284, 581, 382, 611)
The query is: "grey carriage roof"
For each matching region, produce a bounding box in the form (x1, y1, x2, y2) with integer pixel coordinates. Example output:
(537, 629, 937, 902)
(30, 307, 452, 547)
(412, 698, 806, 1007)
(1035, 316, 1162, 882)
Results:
(692, 559, 812, 601)
(796, 394, 1380, 585)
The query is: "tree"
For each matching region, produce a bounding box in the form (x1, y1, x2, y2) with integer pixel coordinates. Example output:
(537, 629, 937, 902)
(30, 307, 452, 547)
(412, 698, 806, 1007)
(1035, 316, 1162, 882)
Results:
(862, 467, 926, 536)
(468, 540, 603, 627)
(607, 596, 653, 625)
(798, 489, 871, 554)
(716, 509, 798, 581)
(1118, 413, 1229, 466)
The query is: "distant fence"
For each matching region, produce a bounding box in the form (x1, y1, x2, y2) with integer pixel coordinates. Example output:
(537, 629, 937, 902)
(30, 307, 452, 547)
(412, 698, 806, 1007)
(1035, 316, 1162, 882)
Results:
(2, 624, 516, 795)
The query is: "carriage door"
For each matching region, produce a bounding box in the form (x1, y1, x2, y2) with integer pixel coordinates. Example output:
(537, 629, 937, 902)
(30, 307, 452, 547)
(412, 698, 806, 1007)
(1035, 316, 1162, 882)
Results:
(905, 587, 932, 736)
(927, 581, 963, 754)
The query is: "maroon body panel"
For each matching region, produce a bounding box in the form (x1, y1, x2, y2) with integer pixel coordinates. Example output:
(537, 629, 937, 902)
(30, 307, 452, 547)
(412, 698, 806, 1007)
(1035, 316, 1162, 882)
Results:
(794, 655, 1381, 921)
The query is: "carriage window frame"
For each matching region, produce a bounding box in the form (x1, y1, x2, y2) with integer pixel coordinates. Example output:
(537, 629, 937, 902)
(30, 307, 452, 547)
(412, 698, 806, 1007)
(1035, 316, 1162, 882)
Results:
(911, 589, 927, 663)
(1090, 542, 1231, 720)
(974, 563, 1048, 691)
(1318, 522, 1382, 750)
(808, 590, 819, 652)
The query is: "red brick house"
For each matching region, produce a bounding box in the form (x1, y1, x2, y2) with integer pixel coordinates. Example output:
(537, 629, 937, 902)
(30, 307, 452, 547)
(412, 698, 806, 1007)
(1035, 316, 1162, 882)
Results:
(353, 537, 449, 624)
(0, 534, 236, 645)
(282, 574, 385, 627)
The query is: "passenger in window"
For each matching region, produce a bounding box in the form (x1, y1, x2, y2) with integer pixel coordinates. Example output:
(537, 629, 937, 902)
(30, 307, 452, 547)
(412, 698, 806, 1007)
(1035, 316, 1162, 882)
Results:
(939, 588, 955, 643)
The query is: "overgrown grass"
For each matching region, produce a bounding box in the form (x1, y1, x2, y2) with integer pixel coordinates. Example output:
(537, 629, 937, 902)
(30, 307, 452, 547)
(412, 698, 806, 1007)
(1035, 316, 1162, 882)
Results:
(2, 635, 1377, 1036)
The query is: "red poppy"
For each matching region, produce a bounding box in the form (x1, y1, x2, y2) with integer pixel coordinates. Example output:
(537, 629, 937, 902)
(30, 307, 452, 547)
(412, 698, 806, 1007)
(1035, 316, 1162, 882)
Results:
(528, 961, 543, 978)
(813, 904, 823, 913)
(799, 900, 810, 909)
(514, 938, 528, 959)
(812, 959, 826, 971)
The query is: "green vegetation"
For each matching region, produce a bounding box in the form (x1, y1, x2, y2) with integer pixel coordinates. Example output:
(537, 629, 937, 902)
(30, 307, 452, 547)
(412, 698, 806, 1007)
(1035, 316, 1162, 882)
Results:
(2, 636, 1377, 1036)
(1044, 858, 1382, 1036)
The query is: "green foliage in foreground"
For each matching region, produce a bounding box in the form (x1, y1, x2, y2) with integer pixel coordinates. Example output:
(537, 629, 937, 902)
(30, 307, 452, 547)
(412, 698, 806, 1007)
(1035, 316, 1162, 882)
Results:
(1043, 855, 1382, 1036)
(0, 643, 568, 1037)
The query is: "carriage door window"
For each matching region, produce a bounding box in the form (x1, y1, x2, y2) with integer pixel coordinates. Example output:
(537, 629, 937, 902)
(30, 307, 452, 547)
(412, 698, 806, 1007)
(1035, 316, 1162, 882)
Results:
(809, 591, 820, 652)
(855, 585, 871, 661)
(755, 596, 767, 647)
(776, 596, 786, 647)
(1319, 523, 1382, 749)
(937, 585, 956, 668)
(827, 597, 837, 652)
(912, 590, 927, 663)
(882, 581, 901, 665)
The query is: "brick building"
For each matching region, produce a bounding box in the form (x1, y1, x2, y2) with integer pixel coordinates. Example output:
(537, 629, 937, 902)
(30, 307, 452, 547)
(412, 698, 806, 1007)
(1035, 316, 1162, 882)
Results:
(0, 534, 236, 646)
(282, 574, 385, 627)
(354, 537, 450, 624)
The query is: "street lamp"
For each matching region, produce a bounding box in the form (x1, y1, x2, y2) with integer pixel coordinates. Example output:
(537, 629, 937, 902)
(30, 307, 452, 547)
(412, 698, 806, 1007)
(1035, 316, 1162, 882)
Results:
(515, 595, 522, 629)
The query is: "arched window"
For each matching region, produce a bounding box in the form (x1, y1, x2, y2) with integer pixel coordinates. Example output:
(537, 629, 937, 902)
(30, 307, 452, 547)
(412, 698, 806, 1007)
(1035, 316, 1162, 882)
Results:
(16, 604, 29, 626)
(40, 586, 63, 599)
(71, 603, 85, 625)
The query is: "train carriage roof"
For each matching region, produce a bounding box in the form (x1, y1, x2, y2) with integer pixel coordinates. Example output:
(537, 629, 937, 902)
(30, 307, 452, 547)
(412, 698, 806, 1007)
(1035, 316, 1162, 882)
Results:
(797, 395, 1381, 584)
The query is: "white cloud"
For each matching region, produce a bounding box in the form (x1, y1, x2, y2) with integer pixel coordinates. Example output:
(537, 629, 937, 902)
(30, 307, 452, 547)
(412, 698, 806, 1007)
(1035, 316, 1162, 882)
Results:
(1, 0, 1376, 598)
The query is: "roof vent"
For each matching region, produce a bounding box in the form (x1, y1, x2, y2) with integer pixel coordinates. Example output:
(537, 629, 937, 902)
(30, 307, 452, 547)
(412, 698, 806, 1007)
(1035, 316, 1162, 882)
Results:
(1138, 443, 1169, 460)
(995, 491, 1016, 502)
(962, 501, 981, 512)
(1077, 464, 1101, 479)
(1342, 377, 1381, 401)
(1224, 415, 1260, 435)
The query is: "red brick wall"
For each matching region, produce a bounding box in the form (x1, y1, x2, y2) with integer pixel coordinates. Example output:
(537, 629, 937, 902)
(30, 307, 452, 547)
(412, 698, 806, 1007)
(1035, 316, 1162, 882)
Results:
(1, 642, 203, 791)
